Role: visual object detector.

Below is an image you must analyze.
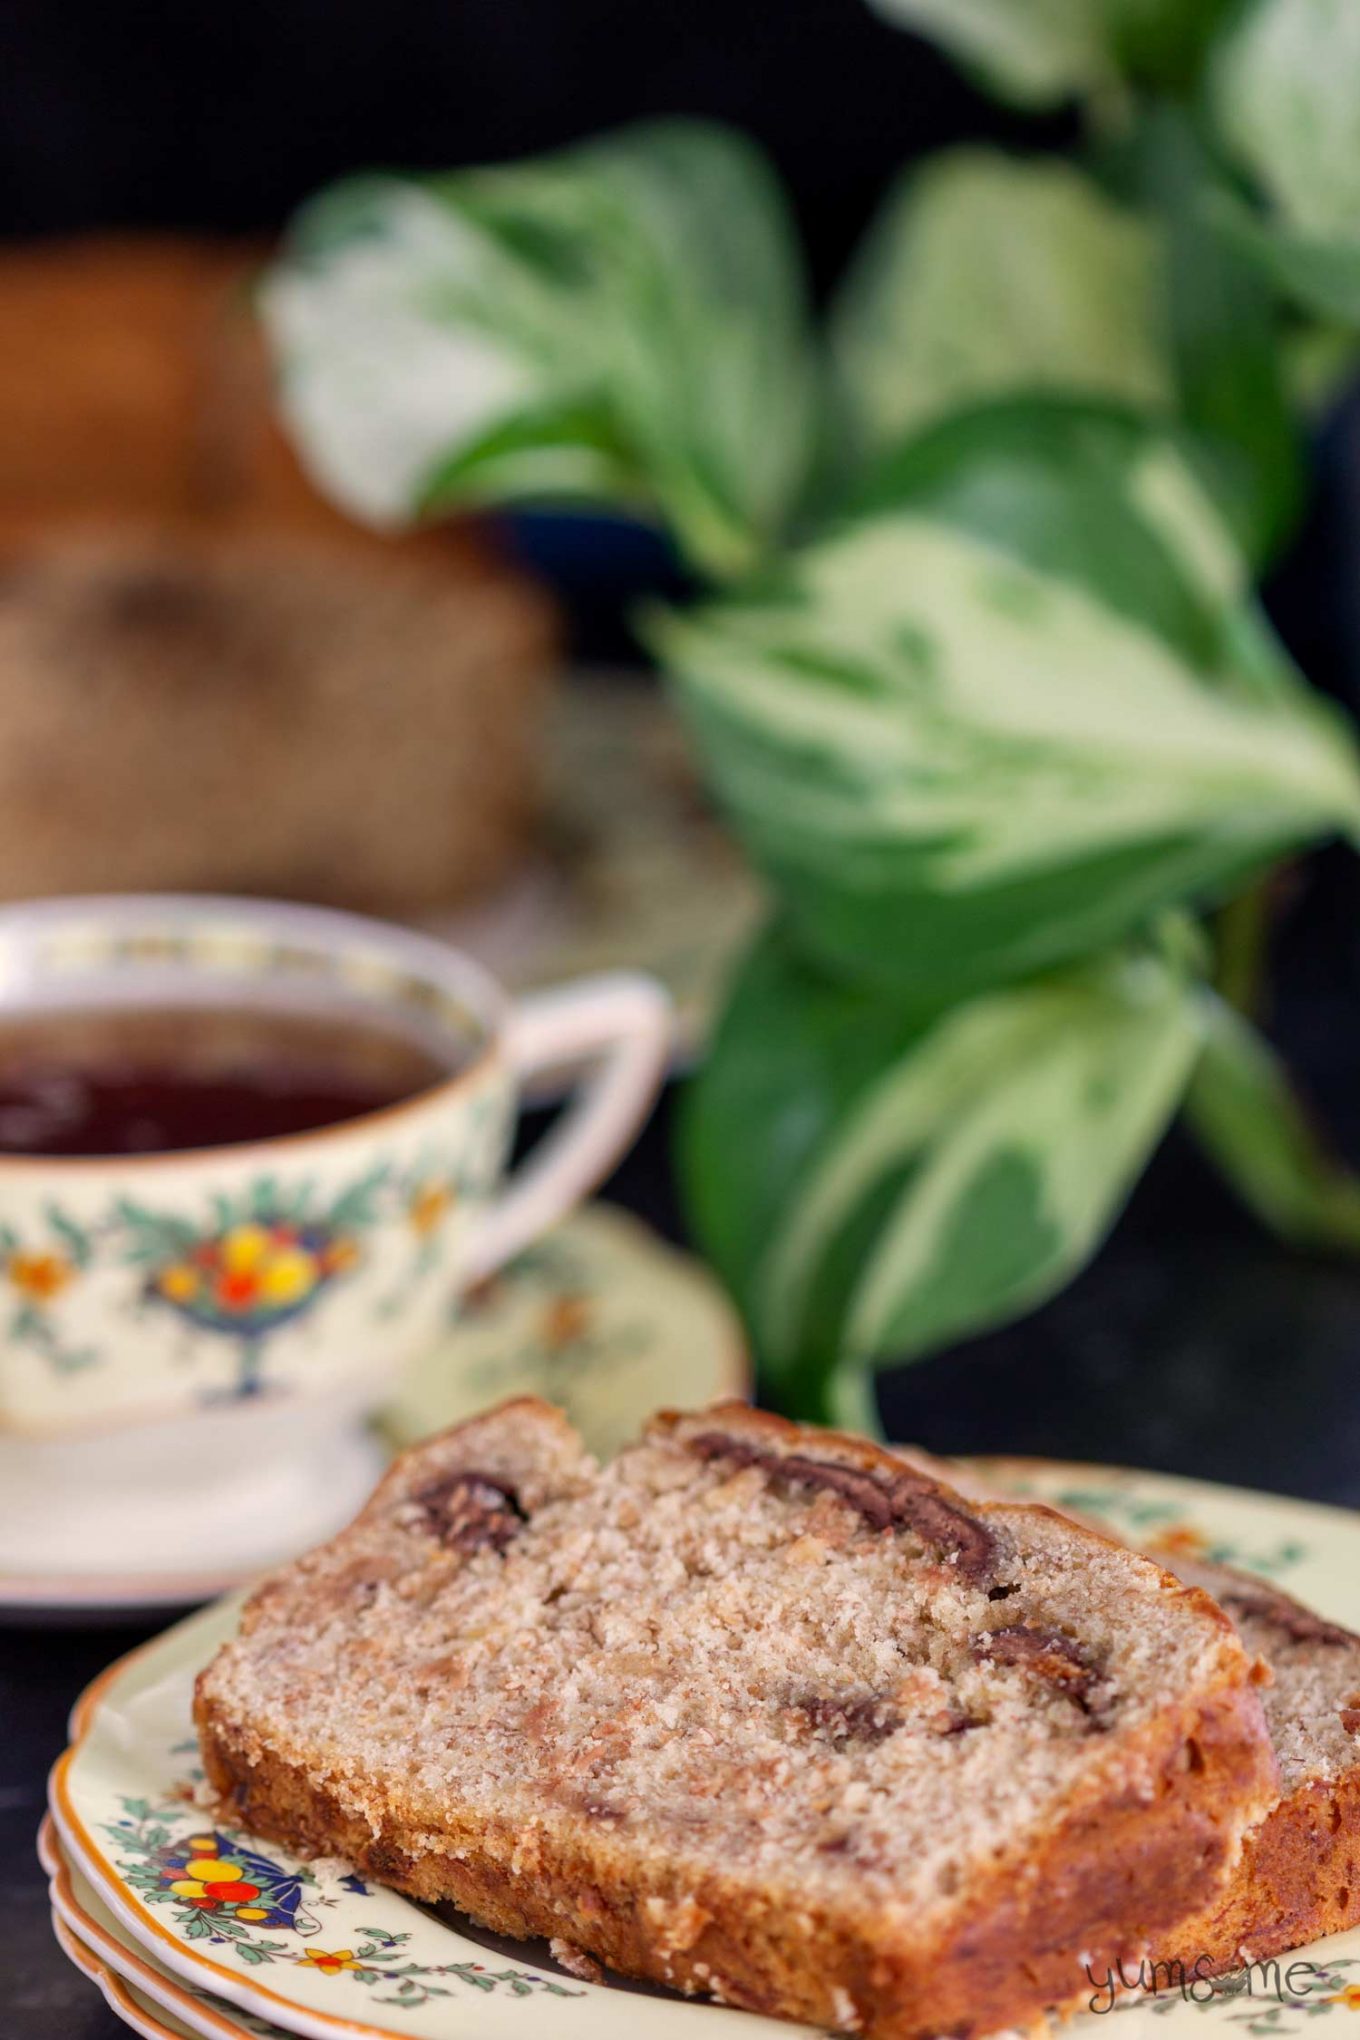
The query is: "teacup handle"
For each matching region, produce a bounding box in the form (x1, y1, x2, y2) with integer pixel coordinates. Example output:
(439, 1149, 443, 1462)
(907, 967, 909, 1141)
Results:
(462, 972, 672, 1282)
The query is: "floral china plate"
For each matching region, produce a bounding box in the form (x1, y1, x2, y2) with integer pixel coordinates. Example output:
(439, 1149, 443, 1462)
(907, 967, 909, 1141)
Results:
(46, 1464, 1360, 2040)
(42, 1814, 328, 2040)
(2, 1205, 746, 1621)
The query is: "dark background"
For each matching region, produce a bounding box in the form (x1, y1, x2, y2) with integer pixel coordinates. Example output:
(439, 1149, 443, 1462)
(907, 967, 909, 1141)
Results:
(6, 7, 1360, 2030)
(0, 0, 1066, 280)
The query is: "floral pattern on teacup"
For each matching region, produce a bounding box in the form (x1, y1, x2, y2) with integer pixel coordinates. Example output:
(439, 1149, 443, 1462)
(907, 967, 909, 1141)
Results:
(0, 1132, 491, 1407)
(0, 1214, 98, 1376)
(122, 1174, 391, 1398)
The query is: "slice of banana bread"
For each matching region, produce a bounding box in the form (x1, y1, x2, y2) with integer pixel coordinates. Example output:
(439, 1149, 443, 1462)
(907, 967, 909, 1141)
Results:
(196, 1401, 1278, 2040)
(898, 1447, 1360, 1975)
(1150, 1560, 1360, 1972)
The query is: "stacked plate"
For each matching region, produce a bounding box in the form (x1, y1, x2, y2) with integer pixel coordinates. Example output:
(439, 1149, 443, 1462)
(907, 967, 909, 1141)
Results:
(43, 1462, 1360, 2040)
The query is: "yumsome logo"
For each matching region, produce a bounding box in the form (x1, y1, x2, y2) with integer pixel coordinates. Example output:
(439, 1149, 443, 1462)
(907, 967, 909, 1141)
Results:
(1085, 1955, 1322, 2013)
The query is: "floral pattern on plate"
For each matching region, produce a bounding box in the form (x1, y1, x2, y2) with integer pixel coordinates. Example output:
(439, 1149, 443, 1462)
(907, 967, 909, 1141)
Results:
(48, 1812, 1360, 2040)
(967, 1457, 1338, 1591)
(104, 1796, 581, 2007)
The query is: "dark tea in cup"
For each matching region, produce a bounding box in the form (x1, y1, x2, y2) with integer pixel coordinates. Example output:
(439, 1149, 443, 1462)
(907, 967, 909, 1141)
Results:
(0, 1005, 452, 1157)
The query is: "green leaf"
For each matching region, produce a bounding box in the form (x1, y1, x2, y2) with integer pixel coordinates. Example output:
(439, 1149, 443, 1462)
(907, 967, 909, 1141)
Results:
(1111, 103, 1303, 566)
(1104, 0, 1239, 92)
(831, 123, 1302, 567)
(1211, 0, 1360, 245)
(1210, 192, 1360, 326)
(114, 1199, 198, 1255)
(757, 945, 1203, 1417)
(862, 0, 1116, 106)
(1185, 994, 1360, 1249)
(862, 0, 1232, 108)
(1204, 0, 1360, 328)
(1284, 321, 1360, 418)
(850, 398, 1254, 658)
(829, 151, 1172, 476)
(678, 921, 930, 1327)
(654, 400, 1360, 1003)
(263, 121, 815, 580)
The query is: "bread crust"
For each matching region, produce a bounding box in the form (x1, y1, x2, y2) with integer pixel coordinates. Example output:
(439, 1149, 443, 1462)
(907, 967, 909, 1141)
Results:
(196, 1401, 1280, 2040)
(197, 1659, 1275, 2038)
(1182, 1772, 1360, 1974)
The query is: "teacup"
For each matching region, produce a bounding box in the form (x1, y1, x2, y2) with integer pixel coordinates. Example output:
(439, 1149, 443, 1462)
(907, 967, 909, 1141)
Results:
(0, 895, 670, 1593)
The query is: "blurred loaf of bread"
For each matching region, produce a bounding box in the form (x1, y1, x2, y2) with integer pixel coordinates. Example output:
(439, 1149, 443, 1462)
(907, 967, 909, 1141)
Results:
(0, 236, 555, 909)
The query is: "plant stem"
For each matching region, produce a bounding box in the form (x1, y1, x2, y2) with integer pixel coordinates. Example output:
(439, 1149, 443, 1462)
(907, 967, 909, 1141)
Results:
(1214, 879, 1273, 1019)
(827, 1363, 883, 1440)
(1081, 75, 1138, 151)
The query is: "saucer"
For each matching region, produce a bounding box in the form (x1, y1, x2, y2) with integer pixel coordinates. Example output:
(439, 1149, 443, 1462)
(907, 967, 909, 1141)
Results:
(3, 1203, 747, 1622)
(46, 1465, 1360, 2040)
(0, 1415, 387, 1624)
(380, 1203, 748, 1459)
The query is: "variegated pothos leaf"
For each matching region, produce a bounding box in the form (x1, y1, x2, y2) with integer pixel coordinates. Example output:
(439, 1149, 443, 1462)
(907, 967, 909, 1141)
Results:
(262, 121, 815, 580)
(755, 946, 1204, 1406)
(863, 0, 1231, 107)
(1208, 0, 1360, 324)
(654, 404, 1360, 1002)
(1211, 0, 1360, 243)
(1186, 994, 1360, 1250)
(829, 151, 1172, 468)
